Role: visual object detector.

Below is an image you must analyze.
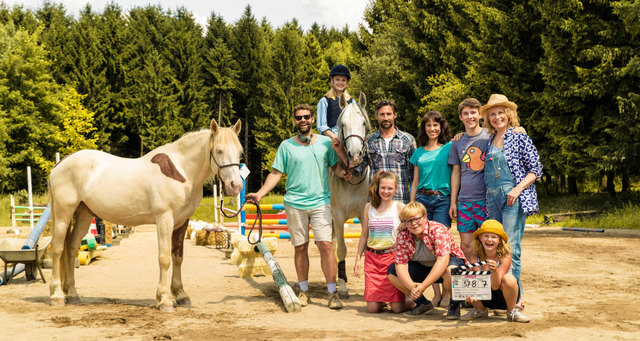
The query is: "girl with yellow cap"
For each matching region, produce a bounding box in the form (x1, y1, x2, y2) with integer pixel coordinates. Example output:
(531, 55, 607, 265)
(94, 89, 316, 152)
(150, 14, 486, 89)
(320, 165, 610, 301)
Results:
(459, 219, 530, 323)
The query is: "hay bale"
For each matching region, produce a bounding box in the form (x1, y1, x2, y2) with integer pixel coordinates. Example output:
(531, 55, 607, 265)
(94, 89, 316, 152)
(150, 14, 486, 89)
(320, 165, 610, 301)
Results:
(104, 221, 116, 244)
(186, 225, 193, 240)
(195, 230, 216, 246)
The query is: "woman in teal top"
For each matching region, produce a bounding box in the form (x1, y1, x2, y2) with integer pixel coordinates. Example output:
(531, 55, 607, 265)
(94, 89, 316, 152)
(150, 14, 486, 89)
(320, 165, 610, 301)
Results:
(409, 110, 453, 307)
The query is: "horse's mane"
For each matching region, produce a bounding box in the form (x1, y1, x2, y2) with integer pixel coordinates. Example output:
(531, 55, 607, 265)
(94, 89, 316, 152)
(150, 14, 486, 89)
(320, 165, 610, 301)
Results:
(163, 126, 242, 154)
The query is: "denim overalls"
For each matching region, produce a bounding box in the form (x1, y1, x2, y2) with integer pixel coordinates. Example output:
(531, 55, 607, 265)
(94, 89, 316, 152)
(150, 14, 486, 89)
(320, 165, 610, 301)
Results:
(484, 146, 525, 296)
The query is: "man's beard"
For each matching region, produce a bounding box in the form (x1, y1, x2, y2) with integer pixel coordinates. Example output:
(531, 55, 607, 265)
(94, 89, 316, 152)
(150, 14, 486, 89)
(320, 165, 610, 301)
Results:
(380, 121, 393, 129)
(297, 124, 311, 135)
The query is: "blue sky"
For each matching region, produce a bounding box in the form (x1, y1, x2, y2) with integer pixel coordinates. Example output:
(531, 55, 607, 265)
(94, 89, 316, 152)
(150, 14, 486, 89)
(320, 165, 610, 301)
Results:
(2, 0, 370, 30)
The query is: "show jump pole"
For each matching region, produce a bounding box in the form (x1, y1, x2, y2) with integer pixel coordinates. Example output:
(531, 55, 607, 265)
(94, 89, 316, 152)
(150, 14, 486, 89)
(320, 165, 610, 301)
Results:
(254, 241, 301, 313)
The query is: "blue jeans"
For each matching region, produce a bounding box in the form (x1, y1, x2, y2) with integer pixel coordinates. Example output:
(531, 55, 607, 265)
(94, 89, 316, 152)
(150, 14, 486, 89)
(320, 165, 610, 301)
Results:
(415, 193, 451, 227)
(485, 185, 526, 297)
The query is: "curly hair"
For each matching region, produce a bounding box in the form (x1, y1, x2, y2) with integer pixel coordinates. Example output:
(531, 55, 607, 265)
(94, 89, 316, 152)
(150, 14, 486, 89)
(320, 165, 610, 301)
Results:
(417, 110, 452, 146)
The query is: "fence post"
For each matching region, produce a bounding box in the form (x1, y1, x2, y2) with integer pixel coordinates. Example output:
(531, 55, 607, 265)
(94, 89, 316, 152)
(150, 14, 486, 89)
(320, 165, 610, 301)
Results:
(10, 194, 16, 228)
(27, 166, 34, 229)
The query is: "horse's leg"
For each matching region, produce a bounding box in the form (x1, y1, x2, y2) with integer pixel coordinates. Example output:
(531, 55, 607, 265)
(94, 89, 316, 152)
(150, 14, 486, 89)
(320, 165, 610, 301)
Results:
(333, 212, 349, 299)
(50, 201, 75, 306)
(171, 220, 191, 306)
(63, 204, 93, 303)
(156, 213, 176, 312)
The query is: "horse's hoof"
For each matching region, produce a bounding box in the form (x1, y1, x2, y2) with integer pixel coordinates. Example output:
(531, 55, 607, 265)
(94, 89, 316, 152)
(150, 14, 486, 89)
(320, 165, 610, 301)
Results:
(65, 295, 80, 304)
(158, 303, 176, 313)
(337, 278, 349, 299)
(50, 296, 66, 306)
(176, 297, 192, 306)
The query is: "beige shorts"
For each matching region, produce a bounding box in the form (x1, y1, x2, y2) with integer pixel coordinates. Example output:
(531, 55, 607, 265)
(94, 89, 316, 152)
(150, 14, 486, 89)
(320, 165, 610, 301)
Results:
(285, 204, 333, 246)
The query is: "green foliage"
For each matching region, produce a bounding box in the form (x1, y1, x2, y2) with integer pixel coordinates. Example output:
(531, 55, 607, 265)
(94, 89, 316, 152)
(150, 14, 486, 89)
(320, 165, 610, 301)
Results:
(0, 1, 638, 198)
(0, 22, 62, 192)
(36, 88, 98, 174)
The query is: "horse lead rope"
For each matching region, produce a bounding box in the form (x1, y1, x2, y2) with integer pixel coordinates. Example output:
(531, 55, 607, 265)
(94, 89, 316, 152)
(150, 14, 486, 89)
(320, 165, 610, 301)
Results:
(210, 150, 263, 245)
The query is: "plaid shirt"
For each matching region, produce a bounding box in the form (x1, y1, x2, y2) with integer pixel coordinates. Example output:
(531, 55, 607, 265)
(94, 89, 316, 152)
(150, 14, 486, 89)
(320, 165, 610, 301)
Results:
(395, 220, 466, 265)
(356, 128, 416, 203)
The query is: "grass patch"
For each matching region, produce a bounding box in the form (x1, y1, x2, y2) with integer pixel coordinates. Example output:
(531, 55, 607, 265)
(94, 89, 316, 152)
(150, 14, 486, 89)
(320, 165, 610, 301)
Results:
(0, 193, 49, 227)
(527, 192, 640, 229)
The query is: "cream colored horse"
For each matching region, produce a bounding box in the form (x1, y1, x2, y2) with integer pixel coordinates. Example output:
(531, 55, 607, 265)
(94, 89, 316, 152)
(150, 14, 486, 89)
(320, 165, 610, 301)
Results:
(48, 119, 243, 312)
(329, 93, 370, 298)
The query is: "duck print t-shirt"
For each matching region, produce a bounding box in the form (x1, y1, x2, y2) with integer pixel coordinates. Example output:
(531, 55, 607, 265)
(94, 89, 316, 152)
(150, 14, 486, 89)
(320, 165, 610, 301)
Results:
(448, 130, 491, 202)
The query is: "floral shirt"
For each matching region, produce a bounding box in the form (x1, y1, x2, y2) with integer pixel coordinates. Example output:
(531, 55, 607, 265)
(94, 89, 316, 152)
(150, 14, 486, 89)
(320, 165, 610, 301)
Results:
(395, 220, 466, 265)
(496, 127, 543, 216)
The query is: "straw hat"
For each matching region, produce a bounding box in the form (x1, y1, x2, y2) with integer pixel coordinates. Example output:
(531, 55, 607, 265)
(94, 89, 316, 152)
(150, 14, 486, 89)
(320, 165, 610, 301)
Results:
(473, 219, 508, 242)
(479, 94, 518, 115)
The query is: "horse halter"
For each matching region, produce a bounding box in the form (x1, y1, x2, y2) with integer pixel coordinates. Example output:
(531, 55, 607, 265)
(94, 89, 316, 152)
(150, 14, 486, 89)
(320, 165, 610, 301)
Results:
(340, 132, 368, 185)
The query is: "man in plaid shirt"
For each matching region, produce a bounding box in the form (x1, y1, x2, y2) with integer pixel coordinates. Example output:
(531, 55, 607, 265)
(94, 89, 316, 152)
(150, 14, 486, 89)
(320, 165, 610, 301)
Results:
(354, 99, 416, 203)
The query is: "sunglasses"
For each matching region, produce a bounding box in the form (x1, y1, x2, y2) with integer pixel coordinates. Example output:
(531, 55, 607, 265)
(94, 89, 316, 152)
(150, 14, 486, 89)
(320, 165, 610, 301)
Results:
(402, 216, 423, 225)
(294, 114, 312, 121)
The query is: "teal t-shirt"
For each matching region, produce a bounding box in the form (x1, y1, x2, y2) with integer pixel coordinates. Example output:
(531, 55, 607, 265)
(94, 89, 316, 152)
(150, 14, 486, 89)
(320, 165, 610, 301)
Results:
(409, 141, 453, 196)
(272, 135, 338, 210)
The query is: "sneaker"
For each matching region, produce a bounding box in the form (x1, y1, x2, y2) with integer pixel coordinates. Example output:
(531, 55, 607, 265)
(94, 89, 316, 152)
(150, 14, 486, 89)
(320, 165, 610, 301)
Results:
(507, 309, 530, 323)
(298, 291, 310, 307)
(460, 308, 489, 321)
(445, 302, 461, 320)
(327, 292, 343, 309)
(404, 302, 434, 316)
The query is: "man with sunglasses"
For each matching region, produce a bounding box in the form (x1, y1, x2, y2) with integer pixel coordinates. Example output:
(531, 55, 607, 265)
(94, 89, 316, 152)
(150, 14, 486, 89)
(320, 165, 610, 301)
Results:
(386, 202, 467, 318)
(247, 104, 350, 310)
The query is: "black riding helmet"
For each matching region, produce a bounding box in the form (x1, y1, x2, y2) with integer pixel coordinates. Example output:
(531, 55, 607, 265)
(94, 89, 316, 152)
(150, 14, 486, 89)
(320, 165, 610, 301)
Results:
(329, 64, 351, 81)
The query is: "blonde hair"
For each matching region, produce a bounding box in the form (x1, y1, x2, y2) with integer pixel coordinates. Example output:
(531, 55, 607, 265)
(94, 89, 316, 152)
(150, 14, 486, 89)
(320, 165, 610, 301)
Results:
(399, 202, 426, 221)
(324, 87, 352, 101)
(471, 232, 511, 261)
(482, 106, 520, 135)
(368, 171, 398, 209)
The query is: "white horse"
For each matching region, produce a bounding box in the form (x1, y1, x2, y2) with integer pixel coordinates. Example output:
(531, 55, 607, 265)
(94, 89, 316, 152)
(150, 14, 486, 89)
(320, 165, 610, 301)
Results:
(329, 92, 371, 298)
(48, 119, 243, 312)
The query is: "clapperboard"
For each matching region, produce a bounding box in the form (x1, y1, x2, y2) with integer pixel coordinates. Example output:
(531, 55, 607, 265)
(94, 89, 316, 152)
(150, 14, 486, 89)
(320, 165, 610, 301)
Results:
(451, 261, 492, 301)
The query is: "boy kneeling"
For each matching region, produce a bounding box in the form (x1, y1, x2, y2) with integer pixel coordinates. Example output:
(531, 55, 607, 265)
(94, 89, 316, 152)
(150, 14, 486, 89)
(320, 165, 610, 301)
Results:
(387, 202, 466, 318)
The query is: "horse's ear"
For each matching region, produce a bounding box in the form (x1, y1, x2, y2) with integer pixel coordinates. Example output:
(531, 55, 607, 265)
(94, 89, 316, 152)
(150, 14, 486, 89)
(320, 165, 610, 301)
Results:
(359, 92, 367, 109)
(232, 119, 242, 135)
(339, 93, 347, 110)
(210, 118, 219, 134)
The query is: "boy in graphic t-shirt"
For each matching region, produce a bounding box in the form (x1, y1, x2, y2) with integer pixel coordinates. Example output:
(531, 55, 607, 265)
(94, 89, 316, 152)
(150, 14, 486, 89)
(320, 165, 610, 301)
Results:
(448, 98, 525, 261)
(448, 98, 490, 261)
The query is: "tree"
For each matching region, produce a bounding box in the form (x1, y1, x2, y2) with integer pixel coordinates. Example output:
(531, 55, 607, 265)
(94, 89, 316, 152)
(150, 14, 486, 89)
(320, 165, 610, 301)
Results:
(36, 88, 99, 174)
(164, 8, 208, 132)
(203, 12, 239, 126)
(0, 23, 63, 192)
(229, 6, 275, 189)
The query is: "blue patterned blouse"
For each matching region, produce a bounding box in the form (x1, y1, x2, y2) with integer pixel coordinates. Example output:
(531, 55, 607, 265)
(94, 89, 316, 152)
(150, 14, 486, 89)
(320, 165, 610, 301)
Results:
(492, 126, 543, 216)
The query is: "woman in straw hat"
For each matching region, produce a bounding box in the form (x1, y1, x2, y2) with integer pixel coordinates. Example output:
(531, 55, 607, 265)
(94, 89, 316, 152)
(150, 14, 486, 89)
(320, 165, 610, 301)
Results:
(459, 219, 530, 323)
(479, 94, 542, 309)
